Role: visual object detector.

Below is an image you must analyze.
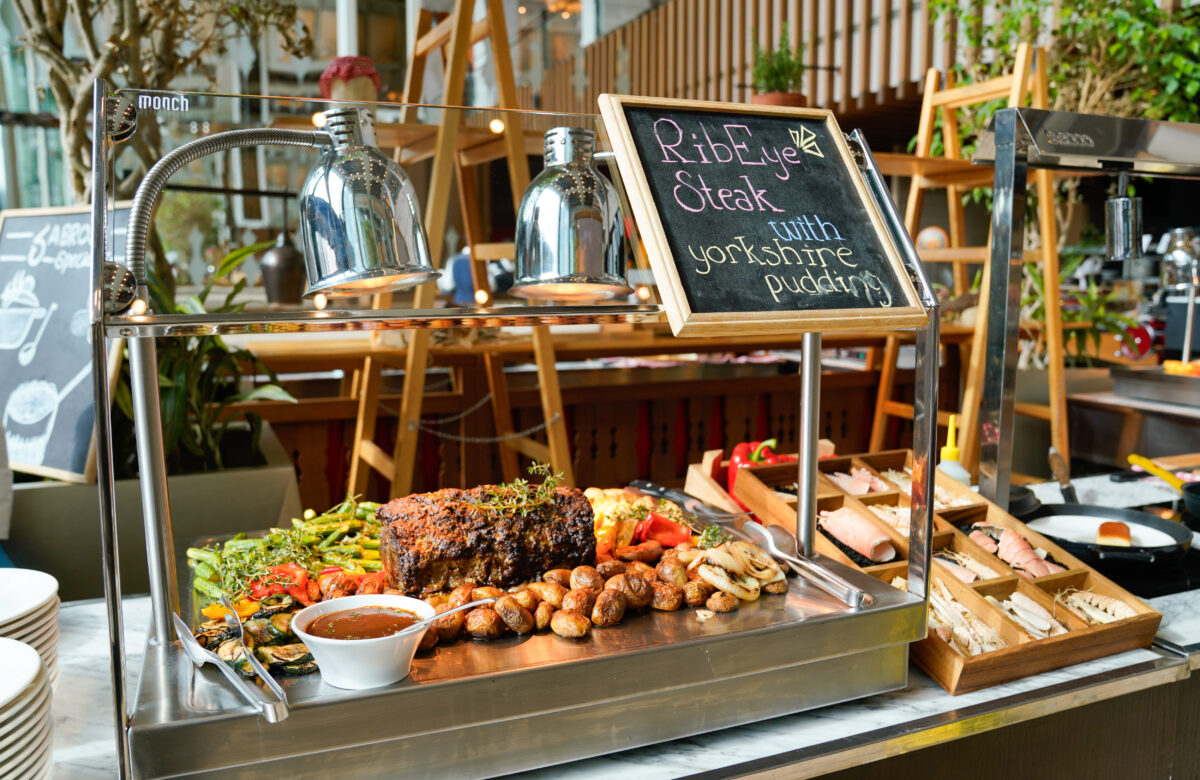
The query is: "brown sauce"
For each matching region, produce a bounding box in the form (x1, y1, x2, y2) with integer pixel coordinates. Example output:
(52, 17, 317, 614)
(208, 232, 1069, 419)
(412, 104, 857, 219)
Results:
(306, 606, 419, 640)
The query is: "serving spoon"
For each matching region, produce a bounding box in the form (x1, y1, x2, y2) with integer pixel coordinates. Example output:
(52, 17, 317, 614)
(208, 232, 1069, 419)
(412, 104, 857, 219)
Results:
(390, 596, 498, 638)
(739, 521, 871, 609)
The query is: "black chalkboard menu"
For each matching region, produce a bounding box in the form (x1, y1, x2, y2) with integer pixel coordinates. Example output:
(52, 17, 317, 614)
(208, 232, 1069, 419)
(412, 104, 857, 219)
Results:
(598, 96, 925, 336)
(0, 205, 127, 482)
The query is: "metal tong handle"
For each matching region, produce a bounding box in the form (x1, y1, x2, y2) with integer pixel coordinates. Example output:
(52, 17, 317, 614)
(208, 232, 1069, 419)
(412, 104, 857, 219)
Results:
(172, 613, 288, 723)
(776, 551, 870, 609)
(220, 595, 291, 707)
(627, 480, 751, 521)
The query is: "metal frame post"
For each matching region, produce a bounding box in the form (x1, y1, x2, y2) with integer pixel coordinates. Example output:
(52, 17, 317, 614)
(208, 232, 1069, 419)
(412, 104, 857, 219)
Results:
(978, 108, 1028, 508)
(90, 80, 132, 779)
(796, 332, 821, 556)
(847, 130, 939, 602)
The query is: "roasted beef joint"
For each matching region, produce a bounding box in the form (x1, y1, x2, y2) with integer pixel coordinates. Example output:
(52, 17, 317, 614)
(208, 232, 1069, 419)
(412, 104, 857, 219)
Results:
(379, 486, 596, 594)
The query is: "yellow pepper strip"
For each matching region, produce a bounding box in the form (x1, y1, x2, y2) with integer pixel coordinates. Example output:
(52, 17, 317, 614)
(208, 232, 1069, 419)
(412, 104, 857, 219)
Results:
(201, 599, 260, 621)
(362, 549, 380, 560)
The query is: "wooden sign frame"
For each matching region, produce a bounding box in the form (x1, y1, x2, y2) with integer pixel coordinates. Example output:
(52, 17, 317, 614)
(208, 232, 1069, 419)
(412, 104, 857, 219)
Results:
(0, 203, 125, 483)
(598, 94, 927, 337)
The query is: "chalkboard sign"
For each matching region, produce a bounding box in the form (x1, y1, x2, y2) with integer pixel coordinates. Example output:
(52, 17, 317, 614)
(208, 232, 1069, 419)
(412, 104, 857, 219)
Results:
(0, 205, 127, 482)
(598, 96, 926, 337)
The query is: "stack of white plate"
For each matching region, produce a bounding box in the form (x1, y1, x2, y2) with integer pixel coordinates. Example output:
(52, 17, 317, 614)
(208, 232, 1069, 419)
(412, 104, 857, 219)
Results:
(0, 569, 59, 683)
(0, 638, 53, 778)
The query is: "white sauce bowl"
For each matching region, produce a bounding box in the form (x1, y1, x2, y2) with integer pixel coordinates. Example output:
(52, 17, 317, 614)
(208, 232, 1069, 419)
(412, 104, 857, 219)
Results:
(292, 594, 435, 690)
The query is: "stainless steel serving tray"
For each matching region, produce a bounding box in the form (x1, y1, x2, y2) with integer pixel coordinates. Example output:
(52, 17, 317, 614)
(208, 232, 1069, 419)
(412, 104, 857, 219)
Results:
(136, 552, 922, 778)
(1111, 366, 1200, 408)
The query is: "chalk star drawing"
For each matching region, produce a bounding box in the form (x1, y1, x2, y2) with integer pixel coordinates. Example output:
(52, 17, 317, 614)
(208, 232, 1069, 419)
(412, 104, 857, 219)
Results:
(790, 126, 823, 158)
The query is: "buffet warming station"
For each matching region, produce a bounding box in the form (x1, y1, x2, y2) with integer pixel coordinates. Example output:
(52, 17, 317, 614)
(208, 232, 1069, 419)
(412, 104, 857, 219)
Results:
(90, 85, 941, 777)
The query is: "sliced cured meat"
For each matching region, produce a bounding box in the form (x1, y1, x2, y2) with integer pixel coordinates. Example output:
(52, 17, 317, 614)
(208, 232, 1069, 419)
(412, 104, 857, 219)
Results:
(818, 507, 896, 562)
(997, 528, 1064, 579)
(827, 472, 873, 496)
(934, 555, 978, 583)
(969, 529, 998, 554)
(850, 467, 890, 493)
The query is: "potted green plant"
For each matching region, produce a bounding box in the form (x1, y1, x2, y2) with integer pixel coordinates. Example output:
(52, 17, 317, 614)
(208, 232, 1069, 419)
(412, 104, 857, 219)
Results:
(751, 24, 808, 107)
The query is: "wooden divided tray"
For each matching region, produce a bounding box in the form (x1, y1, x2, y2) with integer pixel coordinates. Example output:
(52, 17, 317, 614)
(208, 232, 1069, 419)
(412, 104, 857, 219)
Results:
(686, 448, 1162, 695)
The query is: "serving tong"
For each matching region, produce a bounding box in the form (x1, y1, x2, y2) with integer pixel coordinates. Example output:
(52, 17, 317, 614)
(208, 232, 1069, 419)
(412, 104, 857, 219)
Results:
(170, 596, 290, 723)
(626, 480, 870, 609)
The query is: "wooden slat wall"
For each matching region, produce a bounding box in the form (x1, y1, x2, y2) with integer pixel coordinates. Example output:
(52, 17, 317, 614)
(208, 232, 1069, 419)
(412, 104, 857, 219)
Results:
(520, 0, 945, 115)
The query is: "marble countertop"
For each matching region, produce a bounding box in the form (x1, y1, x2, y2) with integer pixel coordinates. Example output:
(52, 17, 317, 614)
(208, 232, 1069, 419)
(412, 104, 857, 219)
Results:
(49, 587, 1200, 778)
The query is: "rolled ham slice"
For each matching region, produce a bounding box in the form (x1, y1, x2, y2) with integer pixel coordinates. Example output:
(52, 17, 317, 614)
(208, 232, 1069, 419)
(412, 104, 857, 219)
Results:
(818, 507, 896, 562)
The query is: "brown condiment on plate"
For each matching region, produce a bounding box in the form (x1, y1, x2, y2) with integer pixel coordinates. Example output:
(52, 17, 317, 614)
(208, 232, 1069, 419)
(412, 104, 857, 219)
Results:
(306, 606, 419, 640)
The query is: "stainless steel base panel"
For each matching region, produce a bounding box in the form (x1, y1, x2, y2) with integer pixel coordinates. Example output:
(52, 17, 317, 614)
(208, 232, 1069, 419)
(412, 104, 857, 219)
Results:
(128, 562, 922, 778)
(1110, 366, 1200, 408)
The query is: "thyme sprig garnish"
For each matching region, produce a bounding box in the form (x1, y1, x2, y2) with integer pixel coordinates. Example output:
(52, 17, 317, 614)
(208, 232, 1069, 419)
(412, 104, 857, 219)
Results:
(471, 462, 564, 516)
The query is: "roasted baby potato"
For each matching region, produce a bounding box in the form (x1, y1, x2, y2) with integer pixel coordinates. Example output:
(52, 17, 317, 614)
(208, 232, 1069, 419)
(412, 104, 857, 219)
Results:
(684, 579, 716, 607)
(596, 560, 626, 579)
(655, 559, 688, 588)
(494, 595, 535, 634)
(433, 602, 465, 641)
(650, 582, 684, 611)
(447, 582, 477, 608)
(543, 569, 573, 588)
(561, 588, 598, 615)
(418, 629, 439, 650)
(605, 574, 652, 609)
(706, 590, 739, 612)
(765, 578, 789, 594)
(550, 609, 592, 638)
(591, 589, 627, 626)
(570, 565, 604, 593)
(534, 601, 556, 631)
(465, 607, 504, 639)
(511, 589, 540, 611)
(526, 581, 568, 607)
(472, 586, 506, 601)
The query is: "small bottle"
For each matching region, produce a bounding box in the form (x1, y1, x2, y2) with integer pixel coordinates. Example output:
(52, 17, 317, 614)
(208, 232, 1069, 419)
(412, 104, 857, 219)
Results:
(937, 414, 973, 485)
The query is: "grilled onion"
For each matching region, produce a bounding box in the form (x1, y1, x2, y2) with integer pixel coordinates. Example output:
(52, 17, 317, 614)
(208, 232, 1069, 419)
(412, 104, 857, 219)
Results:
(697, 564, 761, 601)
(729, 541, 784, 582)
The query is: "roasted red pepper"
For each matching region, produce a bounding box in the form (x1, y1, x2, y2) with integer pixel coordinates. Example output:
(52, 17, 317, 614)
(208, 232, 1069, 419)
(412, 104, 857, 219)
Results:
(727, 440, 759, 503)
(633, 512, 692, 547)
(249, 562, 315, 605)
(751, 439, 797, 466)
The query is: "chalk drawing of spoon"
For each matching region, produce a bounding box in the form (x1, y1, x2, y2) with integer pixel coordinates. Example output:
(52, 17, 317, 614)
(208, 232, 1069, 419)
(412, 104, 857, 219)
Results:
(18, 302, 56, 366)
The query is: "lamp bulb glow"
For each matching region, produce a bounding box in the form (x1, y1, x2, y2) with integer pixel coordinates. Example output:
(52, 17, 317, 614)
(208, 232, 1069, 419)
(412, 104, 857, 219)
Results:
(634, 284, 651, 301)
(313, 293, 328, 310)
(488, 118, 505, 134)
(561, 10, 570, 18)
(312, 112, 327, 128)
(517, 4, 526, 12)
(474, 289, 490, 305)
(130, 298, 147, 315)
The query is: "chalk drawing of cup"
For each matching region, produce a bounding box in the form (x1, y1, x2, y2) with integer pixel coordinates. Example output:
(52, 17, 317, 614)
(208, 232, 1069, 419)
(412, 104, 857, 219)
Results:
(3, 364, 90, 467)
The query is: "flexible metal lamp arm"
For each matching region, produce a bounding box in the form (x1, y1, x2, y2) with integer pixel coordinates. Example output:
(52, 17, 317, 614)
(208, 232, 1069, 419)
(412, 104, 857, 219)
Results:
(124, 127, 330, 292)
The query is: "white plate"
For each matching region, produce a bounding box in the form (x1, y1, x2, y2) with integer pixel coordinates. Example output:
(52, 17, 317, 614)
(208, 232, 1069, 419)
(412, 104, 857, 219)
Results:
(0, 685, 49, 741)
(1027, 515, 1178, 548)
(0, 598, 57, 636)
(0, 711, 48, 768)
(0, 732, 50, 779)
(0, 664, 46, 722)
(0, 640, 42, 711)
(4, 612, 57, 644)
(0, 571, 58, 626)
(0, 697, 49, 754)
(13, 623, 58, 649)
